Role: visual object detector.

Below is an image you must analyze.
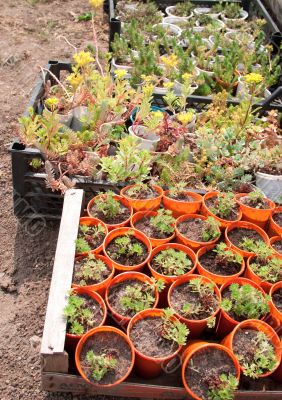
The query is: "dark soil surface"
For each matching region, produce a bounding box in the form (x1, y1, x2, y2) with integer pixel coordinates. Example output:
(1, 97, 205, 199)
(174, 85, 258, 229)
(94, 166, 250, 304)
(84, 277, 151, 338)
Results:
(170, 281, 219, 320)
(167, 192, 195, 202)
(272, 239, 282, 255)
(130, 316, 178, 358)
(106, 236, 147, 266)
(273, 212, 282, 227)
(73, 257, 111, 286)
(178, 218, 213, 242)
(135, 216, 172, 239)
(206, 196, 240, 221)
(185, 347, 237, 400)
(66, 294, 104, 335)
(239, 196, 270, 209)
(233, 329, 274, 373)
(199, 250, 242, 276)
(80, 331, 132, 385)
(125, 186, 158, 199)
(272, 288, 282, 313)
(227, 228, 264, 250)
(77, 225, 105, 251)
(108, 279, 155, 318)
(233, 182, 255, 193)
(90, 202, 131, 225)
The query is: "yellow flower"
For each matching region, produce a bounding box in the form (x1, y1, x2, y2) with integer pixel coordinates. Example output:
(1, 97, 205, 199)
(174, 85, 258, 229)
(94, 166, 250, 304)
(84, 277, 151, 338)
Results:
(45, 97, 59, 110)
(177, 111, 195, 125)
(115, 69, 127, 79)
(163, 81, 174, 89)
(89, 0, 103, 8)
(244, 73, 264, 85)
(66, 73, 83, 89)
(73, 51, 95, 67)
(182, 73, 192, 81)
(151, 111, 163, 119)
(143, 84, 154, 96)
(162, 54, 179, 69)
(141, 74, 155, 83)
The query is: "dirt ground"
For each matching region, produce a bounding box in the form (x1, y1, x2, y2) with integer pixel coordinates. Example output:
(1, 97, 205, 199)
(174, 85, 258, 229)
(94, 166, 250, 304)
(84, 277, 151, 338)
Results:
(0, 1, 136, 399)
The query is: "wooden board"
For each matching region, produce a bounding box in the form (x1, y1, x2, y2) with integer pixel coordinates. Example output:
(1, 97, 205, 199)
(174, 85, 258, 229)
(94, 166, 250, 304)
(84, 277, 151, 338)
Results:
(42, 372, 282, 399)
(41, 189, 84, 373)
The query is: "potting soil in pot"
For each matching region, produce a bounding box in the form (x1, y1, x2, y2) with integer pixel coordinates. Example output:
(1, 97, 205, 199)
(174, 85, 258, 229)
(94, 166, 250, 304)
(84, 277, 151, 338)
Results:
(199, 249, 242, 276)
(206, 197, 240, 220)
(227, 228, 264, 249)
(130, 316, 178, 358)
(185, 347, 237, 400)
(273, 289, 282, 313)
(80, 331, 132, 384)
(135, 216, 172, 239)
(90, 202, 131, 225)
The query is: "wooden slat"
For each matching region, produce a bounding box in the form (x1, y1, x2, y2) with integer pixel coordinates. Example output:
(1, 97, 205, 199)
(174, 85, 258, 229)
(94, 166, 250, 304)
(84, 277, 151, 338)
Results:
(42, 372, 282, 399)
(41, 189, 83, 373)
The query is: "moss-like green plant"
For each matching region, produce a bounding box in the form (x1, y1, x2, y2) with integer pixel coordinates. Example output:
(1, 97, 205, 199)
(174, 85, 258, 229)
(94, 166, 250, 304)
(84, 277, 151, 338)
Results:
(74, 254, 108, 286)
(63, 294, 97, 335)
(86, 350, 118, 382)
(161, 308, 189, 346)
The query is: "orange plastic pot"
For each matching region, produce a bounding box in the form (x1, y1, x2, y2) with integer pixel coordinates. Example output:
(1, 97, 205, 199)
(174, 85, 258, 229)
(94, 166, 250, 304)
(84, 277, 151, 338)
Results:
(270, 281, 282, 324)
(120, 184, 163, 212)
(127, 308, 182, 378)
(270, 236, 282, 256)
(225, 221, 270, 258)
(175, 214, 221, 251)
(245, 254, 282, 294)
(182, 341, 241, 400)
(196, 244, 245, 286)
(76, 217, 108, 256)
(66, 287, 107, 348)
(162, 190, 203, 218)
(75, 325, 135, 387)
(105, 271, 159, 327)
(216, 277, 267, 337)
(235, 193, 275, 229)
(222, 319, 281, 378)
(148, 243, 197, 285)
(202, 191, 242, 229)
(272, 352, 282, 383)
(168, 274, 221, 338)
(130, 210, 175, 248)
(87, 194, 133, 231)
(269, 207, 282, 237)
(72, 254, 115, 296)
(103, 227, 152, 272)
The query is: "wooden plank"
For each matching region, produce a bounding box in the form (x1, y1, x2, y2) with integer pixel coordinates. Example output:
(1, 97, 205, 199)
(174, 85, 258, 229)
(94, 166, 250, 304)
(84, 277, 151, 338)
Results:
(42, 372, 282, 399)
(41, 189, 83, 373)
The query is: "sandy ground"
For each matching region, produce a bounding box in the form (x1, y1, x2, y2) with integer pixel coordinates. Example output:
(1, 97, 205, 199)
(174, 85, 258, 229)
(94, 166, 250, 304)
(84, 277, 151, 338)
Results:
(0, 1, 130, 399)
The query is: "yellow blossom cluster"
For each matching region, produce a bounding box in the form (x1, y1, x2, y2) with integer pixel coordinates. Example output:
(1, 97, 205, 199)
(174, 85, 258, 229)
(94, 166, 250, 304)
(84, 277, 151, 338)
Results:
(162, 54, 179, 69)
(177, 111, 194, 125)
(115, 69, 127, 79)
(45, 97, 59, 110)
(66, 73, 83, 89)
(73, 51, 95, 68)
(244, 73, 264, 85)
(89, 0, 103, 8)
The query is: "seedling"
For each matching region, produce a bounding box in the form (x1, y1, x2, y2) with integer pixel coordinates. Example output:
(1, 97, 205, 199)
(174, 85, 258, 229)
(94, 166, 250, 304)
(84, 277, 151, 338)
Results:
(109, 231, 143, 259)
(249, 242, 282, 283)
(86, 350, 118, 382)
(239, 238, 266, 253)
(236, 331, 277, 378)
(63, 294, 97, 335)
(201, 217, 220, 242)
(149, 209, 175, 236)
(244, 190, 266, 208)
(210, 192, 237, 219)
(74, 254, 108, 286)
(207, 373, 239, 400)
(30, 158, 42, 170)
(181, 278, 217, 318)
(221, 283, 269, 320)
(213, 242, 243, 265)
(154, 248, 192, 276)
(174, 1, 194, 17)
(119, 279, 164, 314)
(77, 12, 92, 22)
(223, 3, 242, 19)
(94, 192, 122, 219)
(75, 223, 105, 253)
(161, 308, 189, 346)
(168, 182, 187, 198)
(125, 183, 155, 199)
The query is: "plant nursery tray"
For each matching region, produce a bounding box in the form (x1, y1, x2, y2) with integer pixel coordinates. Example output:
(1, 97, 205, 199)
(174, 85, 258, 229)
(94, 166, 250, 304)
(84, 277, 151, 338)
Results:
(41, 189, 282, 399)
(9, 59, 282, 219)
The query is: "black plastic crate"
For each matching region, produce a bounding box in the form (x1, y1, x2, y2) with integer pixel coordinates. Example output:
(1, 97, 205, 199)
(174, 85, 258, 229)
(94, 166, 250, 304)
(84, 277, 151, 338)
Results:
(10, 58, 281, 219)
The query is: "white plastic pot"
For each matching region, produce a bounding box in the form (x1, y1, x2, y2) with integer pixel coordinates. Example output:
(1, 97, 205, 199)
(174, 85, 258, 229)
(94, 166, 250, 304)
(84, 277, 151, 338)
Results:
(196, 18, 225, 31)
(128, 125, 160, 151)
(153, 22, 182, 38)
(44, 108, 73, 127)
(221, 10, 248, 27)
(194, 7, 221, 19)
(236, 77, 271, 99)
(71, 106, 89, 131)
(256, 172, 282, 203)
(111, 58, 133, 72)
(224, 31, 254, 50)
(165, 6, 193, 20)
(162, 16, 188, 27)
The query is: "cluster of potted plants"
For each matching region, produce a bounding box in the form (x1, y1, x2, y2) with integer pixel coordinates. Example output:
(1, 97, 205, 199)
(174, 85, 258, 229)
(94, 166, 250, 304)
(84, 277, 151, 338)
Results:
(112, 0, 281, 98)
(63, 183, 282, 399)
